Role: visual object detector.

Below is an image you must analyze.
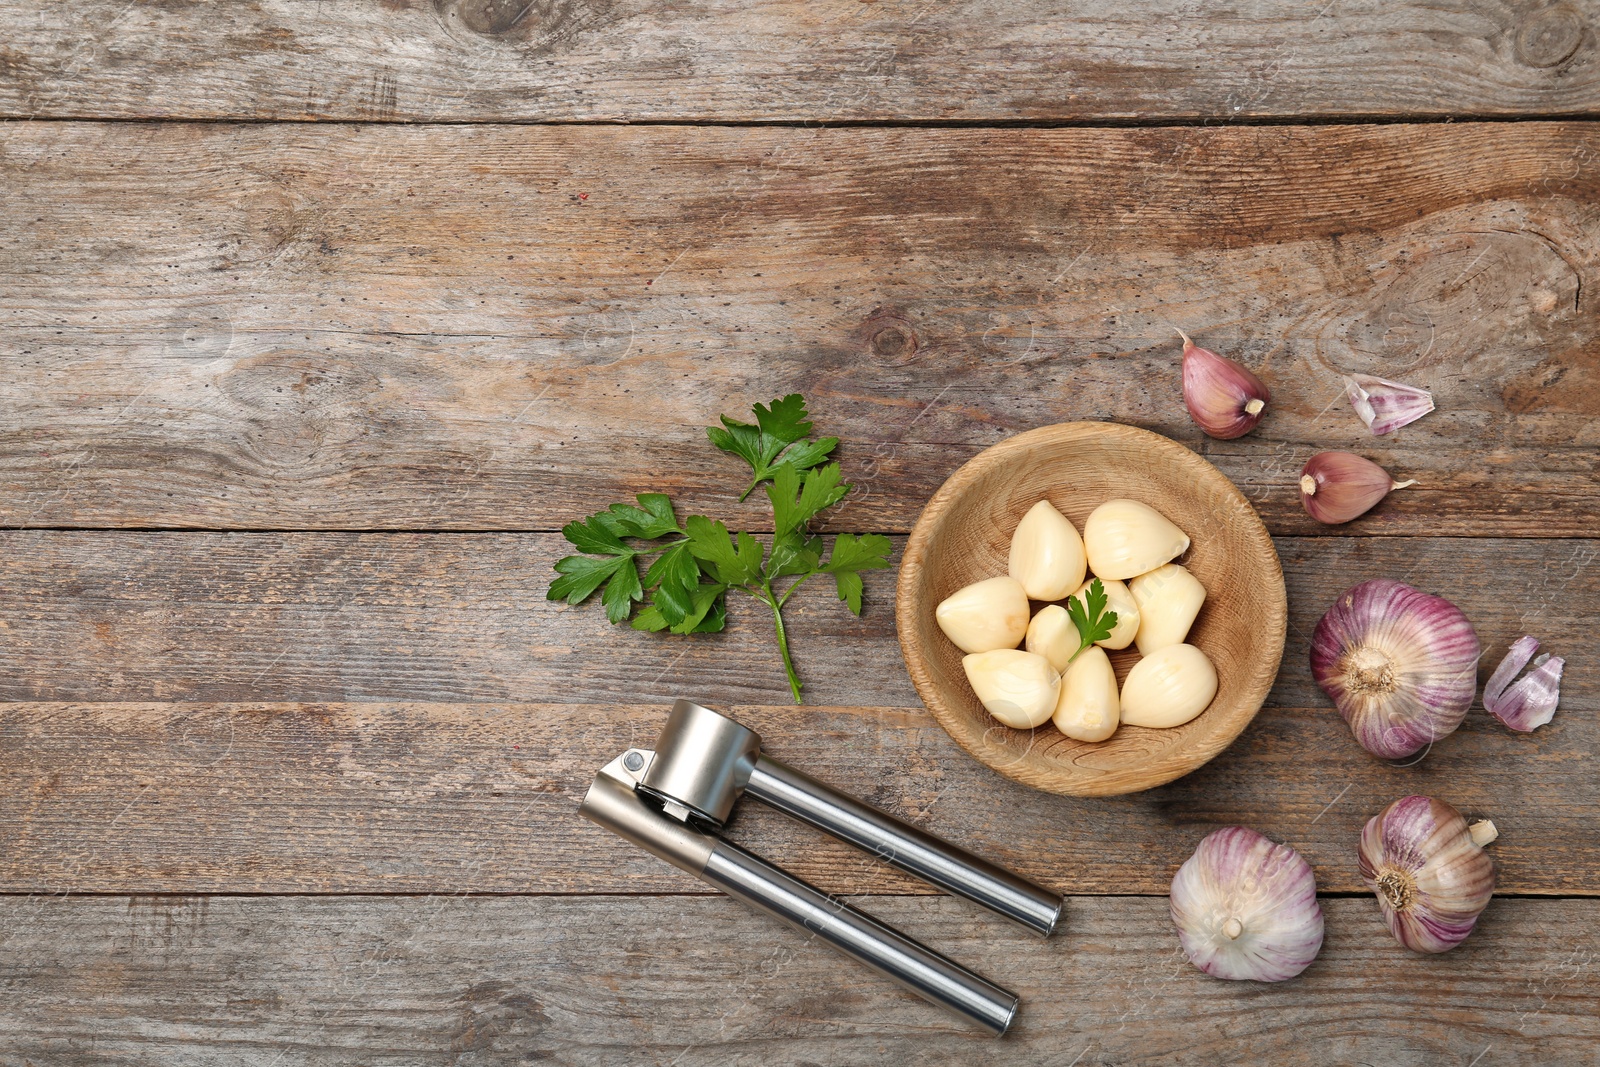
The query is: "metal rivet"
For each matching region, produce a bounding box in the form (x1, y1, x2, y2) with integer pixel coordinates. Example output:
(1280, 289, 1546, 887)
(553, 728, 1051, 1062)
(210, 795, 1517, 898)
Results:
(623, 750, 645, 772)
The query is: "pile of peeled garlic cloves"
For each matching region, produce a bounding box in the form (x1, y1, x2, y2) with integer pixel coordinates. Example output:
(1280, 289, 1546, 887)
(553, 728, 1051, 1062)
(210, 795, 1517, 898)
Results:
(936, 497, 1215, 741)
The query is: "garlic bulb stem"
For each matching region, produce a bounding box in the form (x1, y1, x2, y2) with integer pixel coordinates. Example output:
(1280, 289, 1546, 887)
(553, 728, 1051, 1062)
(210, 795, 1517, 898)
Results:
(1469, 820, 1499, 848)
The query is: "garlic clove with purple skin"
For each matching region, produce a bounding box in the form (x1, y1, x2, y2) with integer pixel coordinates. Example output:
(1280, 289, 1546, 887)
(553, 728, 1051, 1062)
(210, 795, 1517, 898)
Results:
(1169, 826, 1324, 982)
(1483, 636, 1565, 732)
(1310, 579, 1480, 760)
(1358, 795, 1497, 953)
(1299, 451, 1416, 525)
(1344, 373, 1435, 436)
(1179, 331, 1271, 440)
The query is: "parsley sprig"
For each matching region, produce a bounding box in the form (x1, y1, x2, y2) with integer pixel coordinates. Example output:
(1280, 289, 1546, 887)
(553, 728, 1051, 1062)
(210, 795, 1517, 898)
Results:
(1065, 578, 1120, 663)
(547, 394, 891, 703)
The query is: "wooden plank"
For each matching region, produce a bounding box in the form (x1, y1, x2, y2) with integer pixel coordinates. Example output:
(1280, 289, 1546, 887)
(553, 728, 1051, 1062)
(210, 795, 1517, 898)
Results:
(2, 121, 1597, 536)
(0, 697, 1590, 896)
(0, 531, 1590, 712)
(0, 893, 1593, 1064)
(4, 1, 1600, 123)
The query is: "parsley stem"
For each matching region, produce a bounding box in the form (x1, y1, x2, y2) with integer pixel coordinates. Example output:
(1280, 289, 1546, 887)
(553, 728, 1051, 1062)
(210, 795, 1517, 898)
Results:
(762, 580, 804, 704)
(776, 572, 811, 609)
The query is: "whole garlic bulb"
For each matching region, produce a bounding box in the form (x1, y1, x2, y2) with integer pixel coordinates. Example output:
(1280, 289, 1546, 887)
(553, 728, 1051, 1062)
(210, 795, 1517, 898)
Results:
(1170, 826, 1323, 982)
(1053, 645, 1120, 742)
(1128, 563, 1206, 654)
(1083, 499, 1190, 581)
(1008, 500, 1087, 600)
(935, 576, 1030, 654)
(1357, 795, 1497, 953)
(1120, 643, 1217, 728)
(1066, 577, 1138, 650)
(1310, 579, 1480, 759)
(962, 649, 1060, 729)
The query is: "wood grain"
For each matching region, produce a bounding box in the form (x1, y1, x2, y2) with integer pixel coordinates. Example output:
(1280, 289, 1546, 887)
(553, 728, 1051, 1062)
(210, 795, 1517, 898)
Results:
(0, 530, 1589, 712)
(3, 0, 1600, 123)
(0, 893, 1595, 1065)
(3, 122, 1597, 536)
(0, 698, 1591, 896)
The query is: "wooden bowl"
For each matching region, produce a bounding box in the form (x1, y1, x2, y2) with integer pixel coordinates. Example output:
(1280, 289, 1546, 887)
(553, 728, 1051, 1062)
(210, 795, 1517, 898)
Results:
(896, 422, 1287, 797)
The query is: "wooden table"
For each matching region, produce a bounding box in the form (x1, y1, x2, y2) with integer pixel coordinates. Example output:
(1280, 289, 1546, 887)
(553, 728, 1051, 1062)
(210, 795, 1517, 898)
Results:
(3, 2, 1598, 1062)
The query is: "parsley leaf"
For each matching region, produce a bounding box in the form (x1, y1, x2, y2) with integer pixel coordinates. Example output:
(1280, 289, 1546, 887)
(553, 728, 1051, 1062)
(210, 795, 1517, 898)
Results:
(1064, 578, 1120, 663)
(549, 394, 889, 703)
(707, 393, 840, 500)
(822, 532, 893, 614)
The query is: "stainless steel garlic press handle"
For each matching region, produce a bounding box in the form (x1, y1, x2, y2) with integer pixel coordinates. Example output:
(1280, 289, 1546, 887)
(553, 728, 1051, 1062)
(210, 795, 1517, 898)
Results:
(581, 755, 1019, 1035)
(745, 755, 1062, 937)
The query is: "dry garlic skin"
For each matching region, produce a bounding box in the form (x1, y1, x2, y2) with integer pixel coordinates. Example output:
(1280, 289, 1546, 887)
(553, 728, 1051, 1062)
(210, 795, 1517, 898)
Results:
(1008, 500, 1087, 600)
(1129, 563, 1207, 654)
(962, 649, 1060, 729)
(1053, 645, 1120, 742)
(1067, 578, 1138, 650)
(1083, 498, 1191, 580)
(1120, 643, 1218, 728)
(1025, 604, 1079, 672)
(935, 576, 1030, 654)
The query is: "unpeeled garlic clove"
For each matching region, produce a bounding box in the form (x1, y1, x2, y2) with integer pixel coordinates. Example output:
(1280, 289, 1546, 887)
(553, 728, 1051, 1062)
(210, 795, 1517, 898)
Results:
(1067, 577, 1139, 650)
(1008, 500, 1087, 600)
(1083, 498, 1191, 580)
(1180, 331, 1270, 440)
(1344, 373, 1434, 436)
(935, 576, 1031, 654)
(1053, 645, 1120, 742)
(962, 649, 1060, 729)
(1299, 451, 1415, 525)
(1129, 563, 1207, 654)
(1120, 643, 1217, 728)
(1025, 603, 1079, 672)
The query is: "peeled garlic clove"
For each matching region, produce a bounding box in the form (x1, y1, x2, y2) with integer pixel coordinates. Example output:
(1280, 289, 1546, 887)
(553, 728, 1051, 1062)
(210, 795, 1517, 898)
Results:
(1052, 645, 1120, 742)
(1083, 498, 1190, 581)
(935, 576, 1030, 654)
(1299, 451, 1415, 525)
(1067, 577, 1138, 650)
(1025, 603, 1079, 672)
(1357, 795, 1497, 953)
(1310, 579, 1479, 760)
(1170, 826, 1324, 982)
(1344, 373, 1434, 436)
(1008, 500, 1087, 601)
(1483, 636, 1565, 733)
(1119, 643, 1217, 728)
(962, 649, 1060, 729)
(1180, 331, 1271, 440)
(1128, 563, 1206, 654)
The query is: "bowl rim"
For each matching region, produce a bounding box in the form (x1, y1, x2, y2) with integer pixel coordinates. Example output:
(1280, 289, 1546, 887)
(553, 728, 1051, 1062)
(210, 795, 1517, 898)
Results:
(894, 420, 1287, 797)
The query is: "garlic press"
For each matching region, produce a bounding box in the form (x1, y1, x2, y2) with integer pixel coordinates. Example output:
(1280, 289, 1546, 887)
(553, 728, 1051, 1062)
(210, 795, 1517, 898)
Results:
(578, 699, 1063, 1035)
